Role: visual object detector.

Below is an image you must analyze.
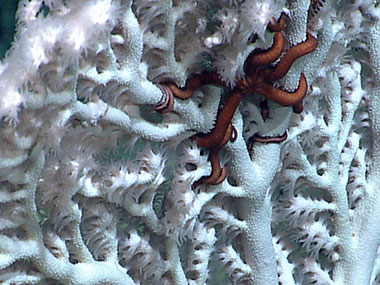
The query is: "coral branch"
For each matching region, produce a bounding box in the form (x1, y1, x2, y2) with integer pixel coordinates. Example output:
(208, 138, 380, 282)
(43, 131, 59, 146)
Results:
(1, 1, 378, 284)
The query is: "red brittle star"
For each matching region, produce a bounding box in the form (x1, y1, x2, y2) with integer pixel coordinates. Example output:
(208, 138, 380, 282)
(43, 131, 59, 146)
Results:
(154, 13, 317, 186)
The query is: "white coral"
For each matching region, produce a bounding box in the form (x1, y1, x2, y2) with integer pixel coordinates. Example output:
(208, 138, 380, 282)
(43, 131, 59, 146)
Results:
(1, 0, 380, 284)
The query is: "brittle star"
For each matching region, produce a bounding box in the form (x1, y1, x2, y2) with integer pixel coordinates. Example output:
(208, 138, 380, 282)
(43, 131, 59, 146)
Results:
(154, 13, 317, 186)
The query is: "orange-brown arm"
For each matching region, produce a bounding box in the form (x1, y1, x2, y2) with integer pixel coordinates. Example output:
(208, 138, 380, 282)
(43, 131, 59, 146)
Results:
(255, 73, 308, 107)
(265, 32, 317, 82)
(246, 32, 286, 72)
(194, 91, 243, 148)
(166, 72, 226, 99)
(268, 13, 286, 32)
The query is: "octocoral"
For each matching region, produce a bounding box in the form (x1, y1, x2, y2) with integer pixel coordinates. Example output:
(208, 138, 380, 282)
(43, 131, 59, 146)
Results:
(1, 0, 380, 284)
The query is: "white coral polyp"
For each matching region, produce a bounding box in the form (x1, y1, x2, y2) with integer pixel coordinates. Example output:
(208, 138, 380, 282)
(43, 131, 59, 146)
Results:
(218, 244, 252, 282)
(240, 0, 281, 40)
(216, 8, 239, 43)
(171, 182, 195, 211)
(139, 144, 167, 174)
(213, 45, 246, 87)
(84, 0, 116, 26)
(0, 88, 23, 123)
(204, 32, 223, 48)
(63, 1, 120, 52)
(16, 0, 41, 24)
(296, 218, 338, 258)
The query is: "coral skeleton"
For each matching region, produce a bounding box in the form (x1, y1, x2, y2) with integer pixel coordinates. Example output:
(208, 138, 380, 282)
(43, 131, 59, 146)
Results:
(1, 0, 380, 284)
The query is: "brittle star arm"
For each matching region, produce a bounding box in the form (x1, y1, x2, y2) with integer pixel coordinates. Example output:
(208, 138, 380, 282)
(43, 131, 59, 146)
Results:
(165, 72, 226, 99)
(254, 73, 308, 107)
(193, 91, 243, 148)
(264, 32, 318, 82)
(193, 123, 236, 186)
(246, 13, 285, 73)
(267, 13, 286, 32)
(193, 149, 228, 187)
(246, 31, 286, 73)
(248, 132, 288, 151)
(154, 84, 174, 114)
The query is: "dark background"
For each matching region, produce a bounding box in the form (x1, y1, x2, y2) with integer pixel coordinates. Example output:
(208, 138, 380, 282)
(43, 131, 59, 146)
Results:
(0, 0, 19, 59)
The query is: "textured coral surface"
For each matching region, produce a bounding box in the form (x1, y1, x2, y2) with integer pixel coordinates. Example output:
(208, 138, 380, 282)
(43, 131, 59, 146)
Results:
(1, 0, 380, 284)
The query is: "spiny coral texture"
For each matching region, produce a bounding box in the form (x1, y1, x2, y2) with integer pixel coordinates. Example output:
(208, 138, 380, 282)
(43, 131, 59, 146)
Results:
(1, 0, 380, 284)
